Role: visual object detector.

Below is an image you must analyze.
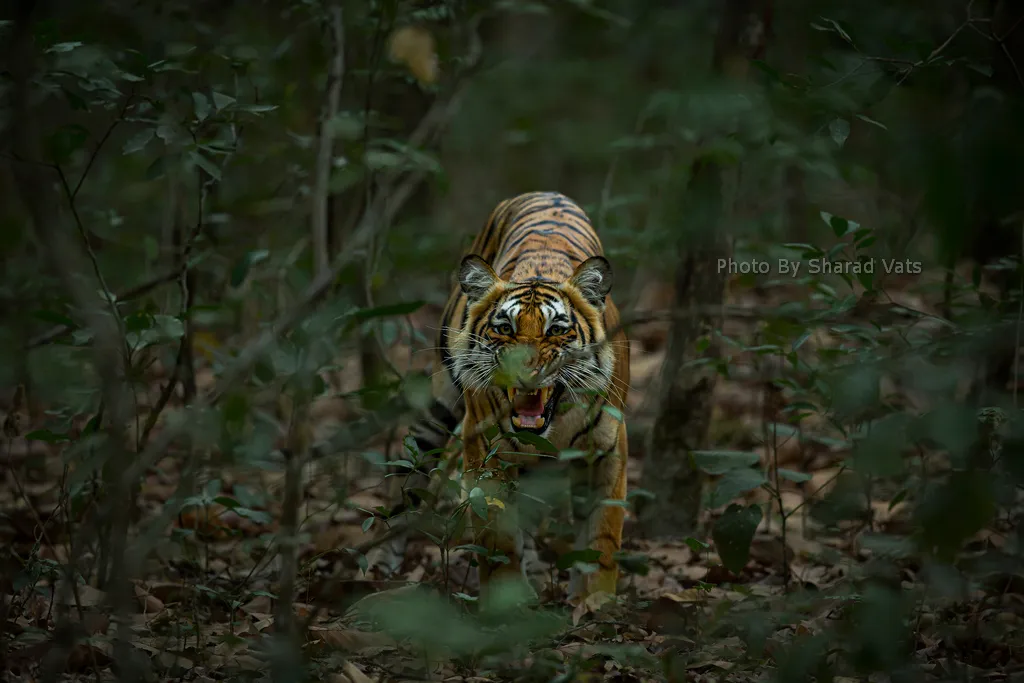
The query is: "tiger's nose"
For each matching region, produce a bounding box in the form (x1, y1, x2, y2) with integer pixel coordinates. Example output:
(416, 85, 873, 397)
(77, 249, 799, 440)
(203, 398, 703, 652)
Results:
(510, 344, 543, 368)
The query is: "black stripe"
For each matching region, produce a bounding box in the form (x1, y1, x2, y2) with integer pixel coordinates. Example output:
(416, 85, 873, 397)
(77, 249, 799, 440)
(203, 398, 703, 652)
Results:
(569, 408, 604, 447)
(478, 200, 514, 254)
(504, 225, 591, 256)
(507, 246, 576, 262)
(512, 215, 596, 243)
(429, 400, 458, 431)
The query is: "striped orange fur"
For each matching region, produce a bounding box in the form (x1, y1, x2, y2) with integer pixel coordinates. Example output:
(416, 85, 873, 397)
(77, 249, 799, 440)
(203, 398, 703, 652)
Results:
(410, 191, 630, 602)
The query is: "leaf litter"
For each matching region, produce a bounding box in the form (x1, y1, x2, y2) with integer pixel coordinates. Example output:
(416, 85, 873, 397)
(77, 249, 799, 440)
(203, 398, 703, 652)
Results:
(1, 275, 1022, 682)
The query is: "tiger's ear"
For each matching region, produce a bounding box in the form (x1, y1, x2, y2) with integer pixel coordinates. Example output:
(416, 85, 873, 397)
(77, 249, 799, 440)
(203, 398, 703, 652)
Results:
(569, 256, 613, 308)
(459, 255, 500, 301)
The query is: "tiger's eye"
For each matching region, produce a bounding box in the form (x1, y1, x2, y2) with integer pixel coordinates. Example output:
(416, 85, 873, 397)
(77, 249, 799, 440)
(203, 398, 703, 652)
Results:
(493, 323, 514, 335)
(548, 324, 568, 336)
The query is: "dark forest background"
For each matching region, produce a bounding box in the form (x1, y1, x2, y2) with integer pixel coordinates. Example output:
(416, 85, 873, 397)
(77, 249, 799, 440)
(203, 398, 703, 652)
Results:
(2, 0, 1024, 681)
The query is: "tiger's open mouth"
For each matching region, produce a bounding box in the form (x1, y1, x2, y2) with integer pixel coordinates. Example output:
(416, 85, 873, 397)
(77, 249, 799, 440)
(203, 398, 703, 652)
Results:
(505, 384, 563, 432)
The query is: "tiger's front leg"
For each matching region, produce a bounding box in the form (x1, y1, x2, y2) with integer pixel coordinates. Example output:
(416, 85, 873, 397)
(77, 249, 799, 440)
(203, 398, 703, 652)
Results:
(568, 426, 628, 603)
(462, 431, 527, 595)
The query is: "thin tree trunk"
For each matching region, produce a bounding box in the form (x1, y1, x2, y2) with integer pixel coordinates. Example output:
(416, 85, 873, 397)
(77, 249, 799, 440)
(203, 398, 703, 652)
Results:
(637, 0, 772, 538)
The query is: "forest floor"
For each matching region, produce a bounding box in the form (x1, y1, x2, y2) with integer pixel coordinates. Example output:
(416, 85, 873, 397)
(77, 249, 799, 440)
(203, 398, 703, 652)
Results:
(1, 271, 1022, 682)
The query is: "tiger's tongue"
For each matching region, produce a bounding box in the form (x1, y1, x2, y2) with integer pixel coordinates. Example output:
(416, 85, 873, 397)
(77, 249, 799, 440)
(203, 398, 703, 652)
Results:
(514, 391, 545, 416)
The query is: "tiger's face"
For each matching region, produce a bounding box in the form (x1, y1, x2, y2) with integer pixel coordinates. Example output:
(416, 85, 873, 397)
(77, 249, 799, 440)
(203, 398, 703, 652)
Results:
(449, 255, 616, 436)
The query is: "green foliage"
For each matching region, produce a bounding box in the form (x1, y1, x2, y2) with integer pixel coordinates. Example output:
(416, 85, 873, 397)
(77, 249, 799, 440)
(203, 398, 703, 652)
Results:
(712, 504, 763, 574)
(1, 0, 1022, 681)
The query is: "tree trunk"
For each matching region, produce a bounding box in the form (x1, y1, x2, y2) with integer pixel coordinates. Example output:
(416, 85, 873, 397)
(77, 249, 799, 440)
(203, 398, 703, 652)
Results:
(967, 0, 1024, 405)
(637, 0, 772, 538)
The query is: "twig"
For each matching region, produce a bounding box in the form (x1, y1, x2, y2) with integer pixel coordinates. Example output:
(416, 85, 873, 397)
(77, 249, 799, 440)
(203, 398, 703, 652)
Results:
(272, 393, 310, 672)
(138, 180, 205, 447)
(114, 57, 475, 542)
(71, 91, 134, 200)
(5, 4, 136, 676)
(27, 269, 183, 348)
(1015, 218, 1023, 409)
(312, 5, 345, 277)
(785, 465, 847, 517)
(53, 164, 127, 352)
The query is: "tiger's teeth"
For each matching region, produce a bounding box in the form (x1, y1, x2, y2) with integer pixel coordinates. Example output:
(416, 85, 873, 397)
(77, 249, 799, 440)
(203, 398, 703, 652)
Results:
(507, 387, 516, 403)
(511, 415, 545, 429)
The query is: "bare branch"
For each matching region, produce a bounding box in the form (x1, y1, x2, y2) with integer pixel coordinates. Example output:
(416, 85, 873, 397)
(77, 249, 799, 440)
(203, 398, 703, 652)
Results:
(312, 5, 345, 277)
(116, 60, 475, 519)
(27, 268, 183, 348)
(5, 2, 136, 671)
(71, 91, 135, 200)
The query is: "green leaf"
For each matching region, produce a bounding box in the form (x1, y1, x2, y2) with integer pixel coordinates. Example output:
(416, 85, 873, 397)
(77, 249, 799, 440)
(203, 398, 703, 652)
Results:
(361, 516, 375, 533)
(368, 139, 442, 174)
(236, 103, 278, 114)
(46, 41, 83, 53)
(192, 91, 211, 122)
(350, 300, 425, 322)
(327, 112, 366, 139)
(253, 360, 275, 383)
(612, 551, 650, 576)
(684, 537, 710, 553)
(234, 507, 272, 524)
(152, 314, 184, 341)
(125, 314, 183, 349)
(848, 414, 908, 477)
(403, 373, 433, 412)
(828, 118, 850, 148)
(860, 532, 914, 559)
(512, 431, 556, 453)
(855, 113, 887, 130)
(691, 450, 760, 475)
(468, 487, 488, 520)
(188, 150, 221, 181)
(452, 544, 489, 555)
(791, 330, 812, 351)
(556, 548, 602, 571)
(492, 345, 533, 389)
(776, 468, 811, 483)
(601, 405, 624, 422)
(230, 249, 270, 287)
(712, 503, 762, 573)
(558, 448, 589, 461)
(820, 211, 851, 238)
(25, 428, 70, 443)
(212, 91, 236, 111)
(144, 156, 170, 180)
(124, 311, 154, 332)
(709, 468, 767, 508)
(122, 128, 155, 155)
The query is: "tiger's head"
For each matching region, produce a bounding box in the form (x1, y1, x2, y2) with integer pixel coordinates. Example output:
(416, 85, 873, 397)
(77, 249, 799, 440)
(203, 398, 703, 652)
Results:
(449, 255, 615, 436)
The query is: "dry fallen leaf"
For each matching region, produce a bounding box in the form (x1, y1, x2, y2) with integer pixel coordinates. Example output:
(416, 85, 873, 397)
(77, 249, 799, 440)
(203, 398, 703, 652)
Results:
(134, 583, 164, 614)
(331, 661, 377, 683)
(308, 625, 396, 654)
(388, 26, 439, 85)
(571, 590, 613, 626)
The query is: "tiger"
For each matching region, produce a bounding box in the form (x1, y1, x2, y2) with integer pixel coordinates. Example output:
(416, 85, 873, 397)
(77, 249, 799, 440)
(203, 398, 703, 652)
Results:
(406, 190, 631, 603)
